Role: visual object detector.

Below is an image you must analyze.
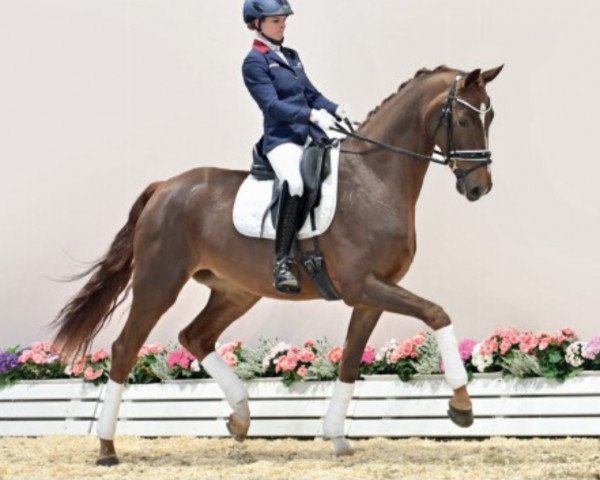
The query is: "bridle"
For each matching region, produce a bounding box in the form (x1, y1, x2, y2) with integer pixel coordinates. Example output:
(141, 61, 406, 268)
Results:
(332, 75, 493, 180)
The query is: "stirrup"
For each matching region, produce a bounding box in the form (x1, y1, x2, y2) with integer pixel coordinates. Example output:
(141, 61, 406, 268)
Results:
(273, 258, 301, 294)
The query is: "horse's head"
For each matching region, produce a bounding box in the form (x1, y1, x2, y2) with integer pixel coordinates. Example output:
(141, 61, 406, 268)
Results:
(430, 65, 504, 201)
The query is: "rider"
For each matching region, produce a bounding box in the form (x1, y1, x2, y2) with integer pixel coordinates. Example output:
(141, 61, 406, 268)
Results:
(242, 0, 352, 293)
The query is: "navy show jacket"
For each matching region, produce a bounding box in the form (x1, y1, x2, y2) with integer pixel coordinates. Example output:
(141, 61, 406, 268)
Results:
(242, 39, 338, 154)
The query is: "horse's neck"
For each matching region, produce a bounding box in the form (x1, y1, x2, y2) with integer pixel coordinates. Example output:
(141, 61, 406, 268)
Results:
(341, 88, 436, 210)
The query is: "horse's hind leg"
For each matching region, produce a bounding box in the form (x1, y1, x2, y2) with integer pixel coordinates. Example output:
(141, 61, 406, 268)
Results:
(96, 262, 190, 466)
(178, 286, 260, 442)
(323, 306, 382, 456)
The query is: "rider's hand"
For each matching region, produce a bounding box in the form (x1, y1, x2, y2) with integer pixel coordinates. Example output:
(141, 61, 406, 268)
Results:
(335, 105, 356, 126)
(310, 108, 338, 132)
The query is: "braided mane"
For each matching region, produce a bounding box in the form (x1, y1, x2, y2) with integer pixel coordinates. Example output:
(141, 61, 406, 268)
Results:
(360, 65, 454, 128)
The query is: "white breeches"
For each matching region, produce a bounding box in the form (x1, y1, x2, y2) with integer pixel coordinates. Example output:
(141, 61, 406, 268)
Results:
(266, 142, 304, 197)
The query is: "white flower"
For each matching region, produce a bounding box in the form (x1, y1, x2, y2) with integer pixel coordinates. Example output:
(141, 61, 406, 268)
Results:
(64, 365, 72, 376)
(471, 343, 493, 373)
(565, 342, 586, 368)
(262, 341, 290, 370)
(190, 359, 200, 372)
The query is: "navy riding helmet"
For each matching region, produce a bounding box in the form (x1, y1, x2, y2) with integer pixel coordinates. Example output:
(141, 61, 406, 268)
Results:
(243, 0, 294, 24)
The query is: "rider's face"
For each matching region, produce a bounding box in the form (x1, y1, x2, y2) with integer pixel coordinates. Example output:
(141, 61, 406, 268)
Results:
(259, 15, 287, 41)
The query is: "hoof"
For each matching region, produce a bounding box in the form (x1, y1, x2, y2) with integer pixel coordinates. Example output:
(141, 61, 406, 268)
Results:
(227, 412, 250, 442)
(448, 402, 474, 428)
(328, 437, 354, 457)
(96, 455, 119, 467)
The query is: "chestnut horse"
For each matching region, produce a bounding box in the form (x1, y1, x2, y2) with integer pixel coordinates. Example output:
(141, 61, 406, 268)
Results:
(53, 65, 503, 464)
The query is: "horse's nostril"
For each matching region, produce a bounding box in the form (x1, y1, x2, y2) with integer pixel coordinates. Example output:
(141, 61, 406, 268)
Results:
(468, 187, 482, 200)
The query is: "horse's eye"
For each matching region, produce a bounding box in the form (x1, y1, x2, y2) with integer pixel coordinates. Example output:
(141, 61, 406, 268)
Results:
(458, 118, 469, 128)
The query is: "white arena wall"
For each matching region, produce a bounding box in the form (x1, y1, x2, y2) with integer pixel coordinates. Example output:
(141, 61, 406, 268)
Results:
(1, 0, 599, 351)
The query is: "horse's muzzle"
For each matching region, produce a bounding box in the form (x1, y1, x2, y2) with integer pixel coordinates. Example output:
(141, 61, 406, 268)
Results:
(456, 179, 492, 202)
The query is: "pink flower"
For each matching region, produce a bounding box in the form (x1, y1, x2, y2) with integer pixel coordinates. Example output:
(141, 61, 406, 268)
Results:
(361, 345, 376, 365)
(222, 351, 237, 367)
(71, 359, 87, 376)
(83, 367, 103, 381)
(480, 338, 498, 356)
(303, 340, 316, 348)
(167, 349, 195, 369)
(412, 333, 426, 347)
(30, 342, 45, 353)
(518, 332, 539, 354)
(500, 340, 513, 355)
(217, 341, 242, 357)
(297, 365, 308, 377)
(327, 346, 344, 363)
(138, 342, 165, 358)
(300, 349, 315, 363)
(31, 352, 47, 365)
(18, 350, 34, 364)
(147, 342, 165, 355)
(278, 355, 298, 372)
(458, 339, 477, 361)
(562, 327, 577, 340)
(286, 348, 301, 364)
(92, 349, 110, 363)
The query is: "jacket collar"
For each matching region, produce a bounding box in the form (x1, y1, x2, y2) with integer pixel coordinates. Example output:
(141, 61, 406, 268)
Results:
(252, 39, 270, 54)
(252, 39, 295, 71)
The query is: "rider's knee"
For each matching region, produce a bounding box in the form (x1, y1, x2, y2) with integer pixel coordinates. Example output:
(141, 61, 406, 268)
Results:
(287, 179, 303, 197)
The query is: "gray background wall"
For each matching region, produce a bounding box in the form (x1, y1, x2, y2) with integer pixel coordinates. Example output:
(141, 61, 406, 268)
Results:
(1, 1, 599, 351)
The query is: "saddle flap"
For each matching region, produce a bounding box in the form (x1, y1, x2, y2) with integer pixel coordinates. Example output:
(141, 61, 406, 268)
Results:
(299, 142, 332, 225)
(251, 138, 276, 181)
(233, 144, 340, 241)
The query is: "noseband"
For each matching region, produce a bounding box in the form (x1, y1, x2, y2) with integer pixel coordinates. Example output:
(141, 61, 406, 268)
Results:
(332, 75, 493, 180)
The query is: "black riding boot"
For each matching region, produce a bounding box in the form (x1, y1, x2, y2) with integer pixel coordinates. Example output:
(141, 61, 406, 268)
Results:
(273, 191, 301, 293)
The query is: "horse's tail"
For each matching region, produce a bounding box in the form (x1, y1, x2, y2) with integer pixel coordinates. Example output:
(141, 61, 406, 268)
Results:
(52, 181, 162, 361)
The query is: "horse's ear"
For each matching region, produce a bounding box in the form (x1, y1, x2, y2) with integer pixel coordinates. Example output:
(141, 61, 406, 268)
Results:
(481, 65, 504, 84)
(462, 69, 482, 90)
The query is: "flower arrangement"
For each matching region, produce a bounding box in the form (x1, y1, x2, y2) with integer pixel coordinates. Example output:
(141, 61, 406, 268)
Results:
(263, 339, 342, 384)
(1, 326, 599, 388)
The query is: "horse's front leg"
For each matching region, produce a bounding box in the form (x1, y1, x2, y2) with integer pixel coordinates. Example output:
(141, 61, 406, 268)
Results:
(323, 306, 382, 456)
(345, 274, 474, 427)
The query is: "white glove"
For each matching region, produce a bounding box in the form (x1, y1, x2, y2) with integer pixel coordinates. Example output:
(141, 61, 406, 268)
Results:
(310, 108, 338, 132)
(335, 105, 357, 126)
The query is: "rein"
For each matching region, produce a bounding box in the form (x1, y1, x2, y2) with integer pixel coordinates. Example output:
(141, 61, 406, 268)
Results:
(332, 76, 493, 179)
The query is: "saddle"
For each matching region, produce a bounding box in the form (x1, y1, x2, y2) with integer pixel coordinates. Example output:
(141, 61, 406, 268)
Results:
(251, 138, 341, 301)
(251, 138, 332, 233)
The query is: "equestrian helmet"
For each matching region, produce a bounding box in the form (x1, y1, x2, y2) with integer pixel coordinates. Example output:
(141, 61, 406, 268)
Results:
(243, 0, 294, 24)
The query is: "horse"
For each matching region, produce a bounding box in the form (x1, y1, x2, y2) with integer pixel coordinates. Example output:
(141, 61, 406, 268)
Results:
(52, 64, 503, 464)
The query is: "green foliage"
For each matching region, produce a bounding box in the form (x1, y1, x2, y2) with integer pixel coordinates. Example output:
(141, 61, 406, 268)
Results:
(536, 343, 581, 382)
(500, 350, 541, 378)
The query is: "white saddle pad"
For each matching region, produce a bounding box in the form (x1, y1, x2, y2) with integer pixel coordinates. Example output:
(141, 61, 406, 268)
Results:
(232, 145, 340, 240)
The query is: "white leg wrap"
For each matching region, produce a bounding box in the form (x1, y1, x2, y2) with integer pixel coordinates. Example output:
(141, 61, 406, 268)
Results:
(97, 379, 124, 440)
(434, 324, 468, 390)
(323, 379, 354, 438)
(201, 352, 248, 411)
